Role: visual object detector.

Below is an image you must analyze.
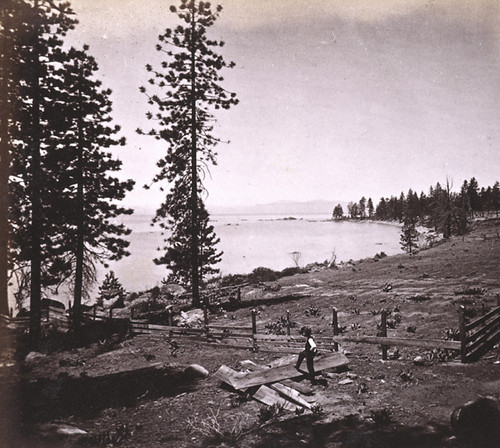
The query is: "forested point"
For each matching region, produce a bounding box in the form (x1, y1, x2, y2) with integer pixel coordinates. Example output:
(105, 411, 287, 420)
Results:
(332, 177, 500, 239)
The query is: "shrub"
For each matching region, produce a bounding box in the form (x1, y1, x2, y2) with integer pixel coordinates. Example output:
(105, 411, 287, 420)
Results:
(187, 408, 251, 446)
(265, 316, 296, 335)
(371, 409, 392, 426)
(258, 403, 285, 424)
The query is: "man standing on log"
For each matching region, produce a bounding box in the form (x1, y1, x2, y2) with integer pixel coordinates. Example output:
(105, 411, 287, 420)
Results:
(295, 326, 318, 384)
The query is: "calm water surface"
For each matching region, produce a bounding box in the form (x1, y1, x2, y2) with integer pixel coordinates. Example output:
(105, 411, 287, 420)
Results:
(106, 213, 401, 293)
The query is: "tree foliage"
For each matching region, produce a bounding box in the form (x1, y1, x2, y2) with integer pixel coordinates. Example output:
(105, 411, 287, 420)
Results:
(97, 271, 125, 309)
(400, 213, 419, 254)
(2, 0, 134, 337)
(138, 0, 238, 306)
(343, 176, 499, 239)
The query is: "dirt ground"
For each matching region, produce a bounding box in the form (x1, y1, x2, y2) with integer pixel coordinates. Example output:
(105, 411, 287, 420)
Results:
(1, 218, 500, 448)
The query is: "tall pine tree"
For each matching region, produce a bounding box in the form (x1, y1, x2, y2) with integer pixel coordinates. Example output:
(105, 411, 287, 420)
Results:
(138, 0, 238, 306)
(56, 46, 134, 327)
(5, 0, 76, 342)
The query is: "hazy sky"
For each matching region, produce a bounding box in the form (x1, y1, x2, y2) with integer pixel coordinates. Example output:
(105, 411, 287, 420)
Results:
(66, 0, 500, 210)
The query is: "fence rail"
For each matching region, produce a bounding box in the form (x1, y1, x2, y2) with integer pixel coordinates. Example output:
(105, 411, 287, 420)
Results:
(4, 293, 499, 363)
(460, 295, 500, 362)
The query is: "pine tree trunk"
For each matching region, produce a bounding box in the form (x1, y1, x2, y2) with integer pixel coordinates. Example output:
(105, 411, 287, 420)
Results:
(30, 0, 42, 345)
(190, 14, 200, 307)
(0, 22, 11, 316)
(73, 77, 85, 331)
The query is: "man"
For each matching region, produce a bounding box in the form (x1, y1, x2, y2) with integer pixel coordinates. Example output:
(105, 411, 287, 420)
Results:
(295, 326, 318, 384)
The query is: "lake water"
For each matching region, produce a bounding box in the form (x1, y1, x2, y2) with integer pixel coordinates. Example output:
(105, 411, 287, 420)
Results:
(7, 213, 402, 309)
(104, 213, 402, 293)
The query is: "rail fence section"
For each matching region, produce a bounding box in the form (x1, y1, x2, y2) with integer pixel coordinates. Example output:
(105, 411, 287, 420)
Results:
(2, 293, 499, 363)
(459, 296, 500, 362)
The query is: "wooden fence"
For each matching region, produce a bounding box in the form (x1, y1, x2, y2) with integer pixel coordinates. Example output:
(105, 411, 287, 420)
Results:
(3, 293, 499, 363)
(459, 294, 500, 362)
(131, 298, 500, 362)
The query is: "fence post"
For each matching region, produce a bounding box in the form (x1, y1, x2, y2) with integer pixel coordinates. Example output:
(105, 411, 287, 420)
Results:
(286, 310, 291, 336)
(251, 309, 257, 351)
(9, 307, 13, 318)
(109, 308, 113, 333)
(167, 308, 173, 338)
(204, 307, 209, 337)
(332, 307, 339, 351)
(131, 307, 134, 320)
(147, 301, 151, 323)
(459, 305, 467, 363)
(93, 304, 97, 321)
(380, 310, 388, 361)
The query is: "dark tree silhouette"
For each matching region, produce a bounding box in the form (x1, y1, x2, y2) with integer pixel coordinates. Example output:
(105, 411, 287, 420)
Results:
(138, 0, 238, 306)
(5, 0, 76, 343)
(57, 46, 134, 327)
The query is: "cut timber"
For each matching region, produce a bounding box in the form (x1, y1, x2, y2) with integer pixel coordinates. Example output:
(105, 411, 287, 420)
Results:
(227, 353, 348, 390)
(213, 364, 245, 389)
(269, 383, 313, 409)
(332, 335, 460, 350)
(253, 385, 300, 412)
(281, 379, 315, 397)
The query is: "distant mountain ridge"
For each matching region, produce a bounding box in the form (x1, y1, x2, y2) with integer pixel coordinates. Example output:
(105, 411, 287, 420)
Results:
(208, 200, 348, 216)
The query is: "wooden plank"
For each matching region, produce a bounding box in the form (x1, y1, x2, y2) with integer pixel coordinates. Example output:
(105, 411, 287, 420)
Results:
(206, 331, 253, 338)
(130, 323, 205, 334)
(281, 379, 315, 397)
(254, 335, 334, 343)
(466, 326, 500, 361)
(269, 383, 313, 409)
(229, 353, 348, 390)
(213, 365, 245, 389)
(466, 316, 500, 345)
(209, 325, 253, 331)
(46, 306, 66, 315)
(252, 385, 301, 411)
(466, 320, 500, 355)
(332, 335, 461, 350)
(465, 306, 500, 332)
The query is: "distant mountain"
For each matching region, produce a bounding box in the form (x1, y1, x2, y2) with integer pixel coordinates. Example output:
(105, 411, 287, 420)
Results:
(209, 200, 348, 216)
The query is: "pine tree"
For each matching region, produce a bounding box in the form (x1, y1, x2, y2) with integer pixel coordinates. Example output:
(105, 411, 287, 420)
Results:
(138, 0, 238, 306)
(358, 197, 366, 219)
(492, 182, 500, 217)
(0, 0, 18, 315)
(5, 0, 77, 342)
(55, 46, 134, 327)
(332, 204, 344, 220)
(97, 271, 125, 309)
(367, 198, 374, 219)
(400, 213, 419, 254)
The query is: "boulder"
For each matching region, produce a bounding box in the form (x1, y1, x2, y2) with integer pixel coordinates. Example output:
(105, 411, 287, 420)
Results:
(25, 352, 46, 363)
(451, 396, 500, 446)
(184, 364, 209, 379)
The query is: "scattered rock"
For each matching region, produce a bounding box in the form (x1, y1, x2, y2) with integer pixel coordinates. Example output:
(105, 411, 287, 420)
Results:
(175, 309, 204, 327)
(37, 423, 87, 437)
(184, 364, 209, 379)
(413, 356, 425, 366)
(338, 379, 354, 385)
(25, 352, 46, 363)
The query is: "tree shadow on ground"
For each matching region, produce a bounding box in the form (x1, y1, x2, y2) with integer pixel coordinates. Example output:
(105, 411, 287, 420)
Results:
(252, 415, 463, 448)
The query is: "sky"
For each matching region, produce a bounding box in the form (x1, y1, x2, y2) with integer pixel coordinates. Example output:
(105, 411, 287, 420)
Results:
(66, 0, 500, 211)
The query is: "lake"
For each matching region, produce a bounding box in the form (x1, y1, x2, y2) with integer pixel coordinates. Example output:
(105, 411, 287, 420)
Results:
(105, 213, 401, 293)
